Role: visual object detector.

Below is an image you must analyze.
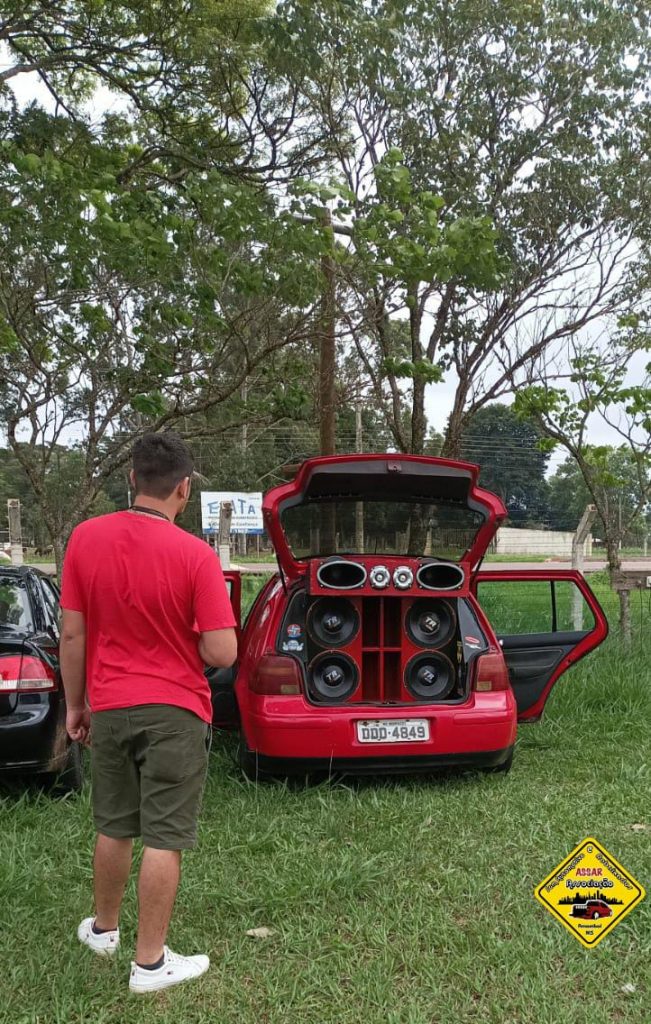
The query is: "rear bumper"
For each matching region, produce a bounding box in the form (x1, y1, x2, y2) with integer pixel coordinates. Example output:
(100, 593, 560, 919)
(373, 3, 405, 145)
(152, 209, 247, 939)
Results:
(0, 697, 65, 774)
(240, 690, 517, 763)
(246, 745, 514, 776)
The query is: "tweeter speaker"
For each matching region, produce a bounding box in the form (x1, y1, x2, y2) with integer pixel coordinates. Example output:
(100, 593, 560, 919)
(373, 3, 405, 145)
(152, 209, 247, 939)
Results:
(316, 559, 367, 590)
(405, 651, 456, 701)
(406, 598, 457, 648)
(309, 651, 359, 702)
(307, 597, 360, 648)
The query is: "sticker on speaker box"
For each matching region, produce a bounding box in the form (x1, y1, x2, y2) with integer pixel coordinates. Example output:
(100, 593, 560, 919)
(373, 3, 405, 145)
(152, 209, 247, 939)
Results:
(464, 635, 482, 648)
(281, 640, 304, 653)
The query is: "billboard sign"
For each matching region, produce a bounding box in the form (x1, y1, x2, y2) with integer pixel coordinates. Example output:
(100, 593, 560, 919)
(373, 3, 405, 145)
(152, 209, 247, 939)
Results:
(201, 491, 263, 535)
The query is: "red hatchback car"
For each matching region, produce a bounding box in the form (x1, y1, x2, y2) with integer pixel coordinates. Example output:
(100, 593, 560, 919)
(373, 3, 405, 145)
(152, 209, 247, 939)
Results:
(213, 455, 607, 779)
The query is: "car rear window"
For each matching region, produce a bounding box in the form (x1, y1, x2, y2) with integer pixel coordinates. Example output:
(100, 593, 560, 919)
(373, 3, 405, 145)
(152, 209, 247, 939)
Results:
(280, 499, 485, 560)
(0, 577, 34, 631)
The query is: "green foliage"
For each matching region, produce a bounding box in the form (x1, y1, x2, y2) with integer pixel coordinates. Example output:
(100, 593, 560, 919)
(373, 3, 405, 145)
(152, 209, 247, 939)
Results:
(460, 404, 549, 523)
(272, 0, 651, 454)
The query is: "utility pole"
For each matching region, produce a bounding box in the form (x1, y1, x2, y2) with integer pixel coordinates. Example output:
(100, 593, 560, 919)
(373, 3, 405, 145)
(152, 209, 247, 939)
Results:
(355, 399, 364, 552)
(318, 206, 337, 553)
(7, 500, 23, 566)
(318, 206, 336, 457)
(572, 505, 597, 629)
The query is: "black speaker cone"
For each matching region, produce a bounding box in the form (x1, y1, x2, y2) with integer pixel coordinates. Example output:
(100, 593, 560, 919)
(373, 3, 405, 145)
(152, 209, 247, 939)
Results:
(309, 652, 358, 702)
(307, 598, 360, 648)
(406, 598, 457, 648)
(316, 559, 367, 590)
(405, 652, 456, 700)
(417, 562, 465, 591)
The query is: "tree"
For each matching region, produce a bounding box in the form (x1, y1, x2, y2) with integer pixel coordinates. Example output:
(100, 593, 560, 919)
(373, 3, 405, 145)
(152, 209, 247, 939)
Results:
(460, 404, 549, 524)
(0, 4, 336, 566)
(515, 327, 651, 637)
(273, 0, 651, 454)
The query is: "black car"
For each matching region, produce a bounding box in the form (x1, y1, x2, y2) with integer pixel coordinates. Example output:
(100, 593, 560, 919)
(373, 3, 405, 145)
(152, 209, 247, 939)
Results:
(0, 565, 82, 792)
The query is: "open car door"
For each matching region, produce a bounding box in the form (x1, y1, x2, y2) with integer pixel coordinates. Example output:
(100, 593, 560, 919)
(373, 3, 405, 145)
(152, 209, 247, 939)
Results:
(473, 570, 608, 721)
(207, 570, 241, 727)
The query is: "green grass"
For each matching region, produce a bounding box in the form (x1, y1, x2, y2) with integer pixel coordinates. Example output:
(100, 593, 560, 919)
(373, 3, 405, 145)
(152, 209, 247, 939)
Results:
(1, 635, 649, 1024)
(1, 579, 650, 1022)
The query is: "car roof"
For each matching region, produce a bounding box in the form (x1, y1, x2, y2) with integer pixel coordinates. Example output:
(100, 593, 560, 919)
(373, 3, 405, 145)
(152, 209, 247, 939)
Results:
(0, 565, 49, 581)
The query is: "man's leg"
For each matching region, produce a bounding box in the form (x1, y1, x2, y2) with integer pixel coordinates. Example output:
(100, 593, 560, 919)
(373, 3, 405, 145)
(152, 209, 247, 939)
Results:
(135, 847, 181, 965)
(94, 834, 133, 931)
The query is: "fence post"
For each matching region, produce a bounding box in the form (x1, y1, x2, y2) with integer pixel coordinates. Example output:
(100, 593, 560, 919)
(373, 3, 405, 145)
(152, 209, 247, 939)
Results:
(572, 505, 597, 629)
(218, 501, 232, 570)
(7, 499, 23, 566)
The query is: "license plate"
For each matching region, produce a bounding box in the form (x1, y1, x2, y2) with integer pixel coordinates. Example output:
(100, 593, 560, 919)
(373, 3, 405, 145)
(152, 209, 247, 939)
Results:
(356, 719, 430, 744)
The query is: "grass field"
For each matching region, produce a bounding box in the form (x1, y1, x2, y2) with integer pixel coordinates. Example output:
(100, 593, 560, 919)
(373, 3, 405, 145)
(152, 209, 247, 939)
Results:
(1, 583, 649, 1023)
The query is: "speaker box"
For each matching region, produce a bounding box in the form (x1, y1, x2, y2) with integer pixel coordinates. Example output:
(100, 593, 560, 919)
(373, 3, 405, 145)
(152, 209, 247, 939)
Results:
(303, 594, 462, 705)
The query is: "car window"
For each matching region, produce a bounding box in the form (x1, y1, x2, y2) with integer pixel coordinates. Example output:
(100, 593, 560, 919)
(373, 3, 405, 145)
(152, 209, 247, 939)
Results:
(0, 577, 34, 631)
(475, 579, 596, 635)
(39, 578, 60, 634)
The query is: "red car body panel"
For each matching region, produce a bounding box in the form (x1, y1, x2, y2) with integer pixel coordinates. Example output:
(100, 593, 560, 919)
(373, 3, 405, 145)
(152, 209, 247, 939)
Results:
(222, 454, 607, 776)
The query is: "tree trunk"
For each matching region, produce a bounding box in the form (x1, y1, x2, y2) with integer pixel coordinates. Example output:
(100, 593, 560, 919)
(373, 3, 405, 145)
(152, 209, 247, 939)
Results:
(410, 377, 427, 454)
(51, 535, 65, 579)
(441, 386, 469, 459)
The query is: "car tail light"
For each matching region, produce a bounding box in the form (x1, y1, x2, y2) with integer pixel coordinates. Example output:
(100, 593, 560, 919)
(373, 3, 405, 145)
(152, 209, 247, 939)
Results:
(0, 654, 57, 693)
(251, 654, 303, 695)
(472, 651, 510, 693)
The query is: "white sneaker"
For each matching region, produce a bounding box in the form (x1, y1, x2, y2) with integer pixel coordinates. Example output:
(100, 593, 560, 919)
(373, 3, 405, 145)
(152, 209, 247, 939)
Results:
(77, 916, 120, 956)
(129, 946, 210, 994)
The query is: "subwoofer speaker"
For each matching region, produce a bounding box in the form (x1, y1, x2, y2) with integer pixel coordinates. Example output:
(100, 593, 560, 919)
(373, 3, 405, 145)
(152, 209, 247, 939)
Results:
(309, 651, 358, 702)
(405, 651, 456, 701)
(406, 598, 457, 648)
(306, 597, 360, 648)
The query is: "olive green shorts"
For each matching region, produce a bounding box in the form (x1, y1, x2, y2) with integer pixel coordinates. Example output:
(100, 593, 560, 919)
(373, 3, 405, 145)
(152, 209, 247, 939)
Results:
(90, 705, 211, 851)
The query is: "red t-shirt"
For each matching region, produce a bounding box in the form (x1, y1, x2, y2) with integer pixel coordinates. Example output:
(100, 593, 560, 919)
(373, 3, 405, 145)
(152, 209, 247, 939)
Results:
(60, 512, 236, 723)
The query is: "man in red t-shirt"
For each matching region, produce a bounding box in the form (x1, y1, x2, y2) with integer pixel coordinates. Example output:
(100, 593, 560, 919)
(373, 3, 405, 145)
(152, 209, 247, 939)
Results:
(60, 432, 237, 994)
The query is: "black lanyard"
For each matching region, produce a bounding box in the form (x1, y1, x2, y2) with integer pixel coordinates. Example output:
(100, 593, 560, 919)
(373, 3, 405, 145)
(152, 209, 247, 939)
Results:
(130, 505, 171, 522)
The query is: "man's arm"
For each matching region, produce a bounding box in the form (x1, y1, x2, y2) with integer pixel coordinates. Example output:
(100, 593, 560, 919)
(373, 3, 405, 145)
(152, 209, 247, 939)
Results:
(199, 628, 237, 669)
(60, 608, 90, 744)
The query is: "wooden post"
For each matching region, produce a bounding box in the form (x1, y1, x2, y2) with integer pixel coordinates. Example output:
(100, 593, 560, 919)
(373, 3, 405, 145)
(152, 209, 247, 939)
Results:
(7, 499, 23, 566)
(218, 501, 232, 570)
(572, 505, 597, 629)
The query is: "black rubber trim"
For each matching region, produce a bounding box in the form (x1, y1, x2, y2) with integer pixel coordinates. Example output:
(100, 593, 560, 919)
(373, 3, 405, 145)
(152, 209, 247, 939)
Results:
(245, 745, 514, 776)
(499, 630, 590, 650)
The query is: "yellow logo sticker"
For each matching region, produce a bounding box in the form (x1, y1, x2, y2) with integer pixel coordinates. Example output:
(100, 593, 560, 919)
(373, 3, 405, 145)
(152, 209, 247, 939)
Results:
(534, 837, 645, 948)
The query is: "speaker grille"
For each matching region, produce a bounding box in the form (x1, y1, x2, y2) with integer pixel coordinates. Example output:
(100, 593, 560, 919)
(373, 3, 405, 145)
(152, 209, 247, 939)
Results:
(406, 598, 457, 648)
(308, 651, 358, 702)
(404, 651, 456, 701)
(307, 597, 360, 648)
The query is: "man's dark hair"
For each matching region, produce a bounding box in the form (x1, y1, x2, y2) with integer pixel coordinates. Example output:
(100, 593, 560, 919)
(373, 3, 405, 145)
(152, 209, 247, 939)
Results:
(132, 432, 194, 500)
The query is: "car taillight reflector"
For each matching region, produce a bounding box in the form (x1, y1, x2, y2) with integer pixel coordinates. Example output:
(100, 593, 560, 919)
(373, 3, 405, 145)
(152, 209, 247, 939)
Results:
(472, 651, 510, 693)
(0, 654, 57, 693)
(251, 655, 302, 695)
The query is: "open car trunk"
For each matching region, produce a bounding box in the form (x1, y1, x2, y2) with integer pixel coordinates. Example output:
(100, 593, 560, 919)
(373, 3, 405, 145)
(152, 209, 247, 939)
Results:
(263, 455, 507, 579)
